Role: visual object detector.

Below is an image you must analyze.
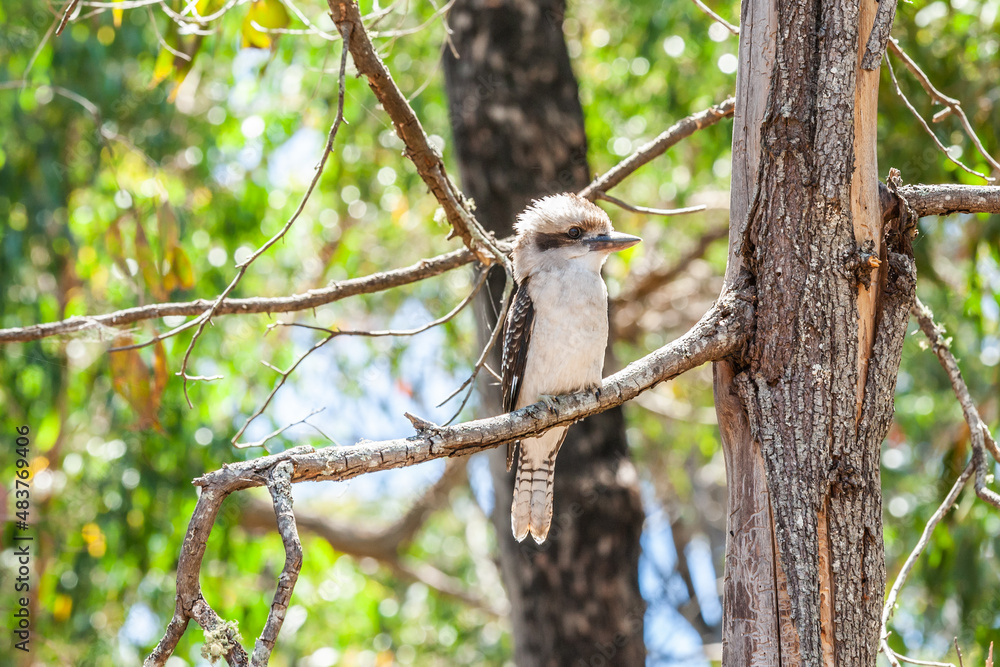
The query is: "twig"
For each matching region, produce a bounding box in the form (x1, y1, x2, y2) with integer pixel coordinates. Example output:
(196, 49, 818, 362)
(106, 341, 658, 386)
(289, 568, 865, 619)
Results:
(887, 40, 1000, 180)
(578, 98, 735, 200)
(56, 0, 81, 34)
(234, 408, 326, 450)
(880, 462, 972, 667)
(613, 224, 730, 306)
(861, 0, 898, 70)
(594, 191, 707, 217)
(688, 0, 739, 35)
(885, 58, 992, 182)
(232, 271, 487, 446)
(912, 298, 1000, 505)
(436, 273, 513, 425)
(145, 291, 752, 664)
(368, 0, 456, 38)
(175, 23, 354, 407)
(325, 0, 506, 269)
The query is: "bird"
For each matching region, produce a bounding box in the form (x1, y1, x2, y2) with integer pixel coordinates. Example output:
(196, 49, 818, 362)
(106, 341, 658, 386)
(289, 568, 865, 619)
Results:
(501, 193, 640, 544)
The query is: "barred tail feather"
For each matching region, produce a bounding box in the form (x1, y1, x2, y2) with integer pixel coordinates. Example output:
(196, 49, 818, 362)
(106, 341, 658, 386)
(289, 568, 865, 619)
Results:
(510, 427, 567, 544)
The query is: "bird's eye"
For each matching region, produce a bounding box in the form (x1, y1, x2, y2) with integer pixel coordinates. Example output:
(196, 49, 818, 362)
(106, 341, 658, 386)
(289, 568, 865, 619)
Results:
(567, 227, 582, 239)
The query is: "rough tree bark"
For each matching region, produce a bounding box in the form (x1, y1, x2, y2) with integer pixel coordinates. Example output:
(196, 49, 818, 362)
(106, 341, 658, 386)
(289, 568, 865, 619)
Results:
(443, 1, 646, 664)
(715, 1, 913, 665)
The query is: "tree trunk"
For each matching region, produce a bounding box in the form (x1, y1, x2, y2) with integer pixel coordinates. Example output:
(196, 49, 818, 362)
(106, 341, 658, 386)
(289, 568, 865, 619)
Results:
(443, 1, 646, 665)
(715, 1, 914, 665)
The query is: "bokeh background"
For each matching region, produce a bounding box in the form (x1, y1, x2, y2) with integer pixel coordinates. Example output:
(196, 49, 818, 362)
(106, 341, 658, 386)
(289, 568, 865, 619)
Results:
(1, 1, 998, 664)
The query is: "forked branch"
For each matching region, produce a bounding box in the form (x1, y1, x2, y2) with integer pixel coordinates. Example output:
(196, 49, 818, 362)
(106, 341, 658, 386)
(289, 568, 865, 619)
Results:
(144, 289, 753, 665)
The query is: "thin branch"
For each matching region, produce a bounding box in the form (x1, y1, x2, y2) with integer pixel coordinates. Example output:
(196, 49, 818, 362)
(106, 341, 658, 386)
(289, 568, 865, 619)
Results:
(175, 23, 354, 407)
(578, 97, 735, 200)
(0, 245, 479, 345)
(688, 0, 739, 35)
(880, 462, 972, 667)
(594, 190, 706, 217)
(368, 0, 456, 38)
(880, 298, 1000, 666)
(145, 291, 752, 664)
(613, 224, 730, 306)
(325, 0, 506, 269)
(436, 272, 513, 425)
(243, 458, 466, 562)
(912, 298, 1000, 506)
(887, 40, 1000, 177)
(234, 408, 327, 451)
(238, 459, 504, 614)
(211, 294, 750, 488)
(861, 0, 898, 70)
(56, 0, 81, 35)
(885, 57, 992, 183)
(232, 271, 486, 446)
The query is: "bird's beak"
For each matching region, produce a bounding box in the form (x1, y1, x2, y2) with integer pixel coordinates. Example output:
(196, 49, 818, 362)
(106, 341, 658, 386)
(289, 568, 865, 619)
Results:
(584, 231, 642, 252)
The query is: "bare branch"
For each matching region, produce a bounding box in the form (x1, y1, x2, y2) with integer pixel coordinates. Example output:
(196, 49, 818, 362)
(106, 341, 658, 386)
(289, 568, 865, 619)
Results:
(238, 459, 505, 614)
(861, 0, 898, 70)
(56, 0, 81, 35)
(175, 22, 354, 407)
(879, 182, 1000, 222)
(578, 98, 735, 200)
(232, 271, 486, 446)
(887, 39, 1000, 178)
(880, 462, 972, 667)
(594, 190, 706, 217)
(250, 461, 302, 666)
(912, 298, 1000, 506)
(688, 0, 739, 35)
(325, 0, 505, 269)
(210, 295, 749, 489)
(885, 57, 992, 183)
(145, 292, 752, 663)
(0, 245, 481, 345)
(612, 224, 729, 307)
(880, 298, 1000, 666)
(243, 459, 466, 562)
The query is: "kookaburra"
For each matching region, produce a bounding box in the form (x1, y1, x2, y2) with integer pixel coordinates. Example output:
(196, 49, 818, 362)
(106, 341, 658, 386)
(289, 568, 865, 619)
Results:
(502, 193, 640, 543)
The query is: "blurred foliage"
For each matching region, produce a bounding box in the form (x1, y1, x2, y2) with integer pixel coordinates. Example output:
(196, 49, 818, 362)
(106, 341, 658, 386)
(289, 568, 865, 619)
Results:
(0, 0, 997, 665)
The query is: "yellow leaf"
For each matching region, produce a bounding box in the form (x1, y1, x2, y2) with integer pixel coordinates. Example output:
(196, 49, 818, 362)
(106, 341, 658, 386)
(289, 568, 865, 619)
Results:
(113, 9, 123, 27)
(151, 43, 177, 87)
(242, 0, 290, 50)
(171, 246, 196, 290)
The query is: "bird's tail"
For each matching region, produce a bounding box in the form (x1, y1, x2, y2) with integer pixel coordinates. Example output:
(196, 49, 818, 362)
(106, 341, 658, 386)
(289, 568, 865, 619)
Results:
(511, 427, 567, 544)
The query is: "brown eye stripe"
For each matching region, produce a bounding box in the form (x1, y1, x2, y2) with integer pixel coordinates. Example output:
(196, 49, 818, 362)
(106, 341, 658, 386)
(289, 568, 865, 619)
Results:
(534, 231, 580, 251)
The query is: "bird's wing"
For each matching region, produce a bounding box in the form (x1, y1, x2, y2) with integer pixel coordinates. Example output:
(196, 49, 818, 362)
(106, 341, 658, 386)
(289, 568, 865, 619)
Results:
(501, 278, 535, 471)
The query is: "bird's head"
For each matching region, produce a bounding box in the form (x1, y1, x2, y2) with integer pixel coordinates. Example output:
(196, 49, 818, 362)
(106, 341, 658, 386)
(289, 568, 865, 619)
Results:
(511, 193, 641, 282)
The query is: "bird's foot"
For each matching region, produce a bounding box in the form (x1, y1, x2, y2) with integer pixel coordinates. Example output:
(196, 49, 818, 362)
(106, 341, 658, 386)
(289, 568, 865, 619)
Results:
(537, 394, 561, 414)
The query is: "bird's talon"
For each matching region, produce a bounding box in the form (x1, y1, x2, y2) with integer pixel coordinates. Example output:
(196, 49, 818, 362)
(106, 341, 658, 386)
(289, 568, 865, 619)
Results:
(538, 394, 560, 414)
